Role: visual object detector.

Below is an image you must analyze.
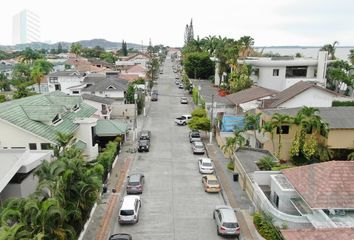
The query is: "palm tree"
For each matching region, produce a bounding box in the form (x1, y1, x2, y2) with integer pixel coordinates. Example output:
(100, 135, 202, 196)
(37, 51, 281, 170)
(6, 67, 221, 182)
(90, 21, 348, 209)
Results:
(261, 121, 276, 154)
(55, 132, 75, 153)
(245, 112, 261, 147)
(238, 36, 255, 58)
(320, 41, 338, 60)
(349, 49, 354, 65)
(19, 48, 42, 64)
(271, 113, 291, 158)
(70, 43, 83, 57)
(221, 128, 245, 159)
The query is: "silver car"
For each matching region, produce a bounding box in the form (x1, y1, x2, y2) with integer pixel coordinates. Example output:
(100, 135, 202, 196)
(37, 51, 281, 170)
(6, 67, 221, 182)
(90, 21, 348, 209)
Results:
(126, 173, 144, 194)
(192, 141, 205, 154)
(213, 205, 240, 237)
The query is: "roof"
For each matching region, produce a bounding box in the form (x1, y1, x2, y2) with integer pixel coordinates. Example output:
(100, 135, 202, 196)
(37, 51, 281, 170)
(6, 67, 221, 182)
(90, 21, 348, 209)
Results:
(122, 195, 140, 209)
(74, 139, 87, 150)
(0, 92, 96, 143)
(126, 64, 146, 73)
(281, 228, 354, 240)
(270, 81, 340, 107)
(48, 70, 84, 77)
(118, 74, 140, 81)
(82, 77, 128, 92)
(95, 119, 128, 137)
(262, 107, 354, 129)
(226, 86, 278, 105)
(282, 161, 354, 209)
(82, 94, 116, 105)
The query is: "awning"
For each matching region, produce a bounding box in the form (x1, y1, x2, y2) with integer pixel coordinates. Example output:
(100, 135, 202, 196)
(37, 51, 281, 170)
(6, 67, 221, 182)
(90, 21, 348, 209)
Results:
(74, 139, 87, 150)
(95, 120, 128, 137)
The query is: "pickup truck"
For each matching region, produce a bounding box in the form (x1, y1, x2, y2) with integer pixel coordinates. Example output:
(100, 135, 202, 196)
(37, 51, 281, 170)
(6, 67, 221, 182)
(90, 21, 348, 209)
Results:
(175, 115, 192, 126)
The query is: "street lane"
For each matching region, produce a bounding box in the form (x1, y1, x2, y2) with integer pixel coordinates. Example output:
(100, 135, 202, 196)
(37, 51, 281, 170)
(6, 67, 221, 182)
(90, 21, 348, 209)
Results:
(112, 53, 231, 240)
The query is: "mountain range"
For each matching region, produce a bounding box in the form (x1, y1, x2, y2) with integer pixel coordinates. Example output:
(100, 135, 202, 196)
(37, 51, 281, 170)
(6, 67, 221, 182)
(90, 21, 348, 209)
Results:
(0, 39, 144, 51)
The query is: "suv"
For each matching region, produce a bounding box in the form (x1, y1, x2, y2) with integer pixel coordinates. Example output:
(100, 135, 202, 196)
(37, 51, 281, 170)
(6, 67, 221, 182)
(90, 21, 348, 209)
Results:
(213, 205, 240, 237)
(139, 130, 151, 140)
(189, 130, 201, 143)
(118, 195, 141, 224)
(138, 139, 150, 152)
(126, 173, 145, 194)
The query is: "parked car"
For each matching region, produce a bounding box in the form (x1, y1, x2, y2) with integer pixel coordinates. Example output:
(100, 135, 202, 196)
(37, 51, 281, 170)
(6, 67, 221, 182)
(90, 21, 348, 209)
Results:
(152, 89, 158, 95)
(138, 139, 150, 152)
(175, 114, 192, 125)
(175, 80, 181, 85)
(109, 233, 132, 240)
(118, 195, 141, 224)
(139, 130, 151, 140)
(202, 175, 221, 193)
(178, 83, 184, 89)
(126, 173, 145, 194)
(151, 93, 158, 101)
(180, 97, 188, 104)
(213, 205, 240, 237)
(198, 157, 214, 173)
(189, 130, 201, 143)
(192, 141, 206, 155)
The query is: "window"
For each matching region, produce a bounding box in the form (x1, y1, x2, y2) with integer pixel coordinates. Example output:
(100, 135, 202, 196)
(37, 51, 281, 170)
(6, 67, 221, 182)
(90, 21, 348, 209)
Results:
(52, 114, 62, 125)
(276, 125, 289, 134)
(73, 104, 80, 112)
(40, 143, 51, 150)
(273, 69, 279, 76)
(29, 143, 37, 150)
(54, 84, 61, 91)
(72, 90, 79, 94)
(273, 192, 279, 208)
(49, 77, 58, 83)
(286, 66, 307, 78)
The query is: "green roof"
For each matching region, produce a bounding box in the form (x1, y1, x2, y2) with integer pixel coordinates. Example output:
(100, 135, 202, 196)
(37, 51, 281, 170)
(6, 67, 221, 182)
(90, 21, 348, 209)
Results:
(0, 92, 96, 143)
(95, 120, 128, 137)
(74, 140, 87, 150)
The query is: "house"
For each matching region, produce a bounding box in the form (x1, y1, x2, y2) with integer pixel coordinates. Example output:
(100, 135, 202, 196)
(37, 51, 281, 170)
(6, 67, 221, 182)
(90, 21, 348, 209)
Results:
(0, 149, 53, 202)
(82, 93, 115, 119)
(258, 107, 354, 160)
(238, 51, 328, 91)
(81, 75, 128, 99)
(252, 161, 354, 230)
(225, 86, 278, 113)
(0, 92, 99, 160)
(65, 57, 107, 73)
(47, 70, 85, 94)
(123, 64, 146, 78)
(267, 81, 348, 108)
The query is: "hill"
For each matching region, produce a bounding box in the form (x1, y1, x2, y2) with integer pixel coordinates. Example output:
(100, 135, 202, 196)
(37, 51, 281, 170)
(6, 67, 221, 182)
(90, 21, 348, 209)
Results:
(0, 39, 143, 51)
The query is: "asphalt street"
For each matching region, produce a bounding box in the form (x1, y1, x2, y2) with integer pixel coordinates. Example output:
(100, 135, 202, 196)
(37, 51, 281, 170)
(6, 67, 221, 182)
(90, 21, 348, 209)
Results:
(110, 54, 243, 240)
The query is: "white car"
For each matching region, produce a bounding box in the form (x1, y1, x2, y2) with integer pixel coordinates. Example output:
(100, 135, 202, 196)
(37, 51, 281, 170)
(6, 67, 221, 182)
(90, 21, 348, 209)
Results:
(198, 158, 214, 174)
(118, 195, 141, 224)
(180, 97, 188, 104)
(192, 141, 205, 154)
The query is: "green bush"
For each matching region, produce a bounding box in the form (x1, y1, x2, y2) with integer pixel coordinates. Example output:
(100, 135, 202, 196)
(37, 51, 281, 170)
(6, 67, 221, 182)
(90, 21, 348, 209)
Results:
(0, 94, 5, 103)
(183, 51, 215, 79)
(271, 164, 291, 171)
(253, 212, 283, 240)
(97, 141, 118, 179)
(257, 156, 277, 170)
(332, 100, 354, 107)
(227, 161, 234, 171)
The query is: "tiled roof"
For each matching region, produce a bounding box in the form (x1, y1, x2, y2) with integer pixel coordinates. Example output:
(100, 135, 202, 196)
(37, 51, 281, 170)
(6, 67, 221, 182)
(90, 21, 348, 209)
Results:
(48, 70, 83, 77)
(82, 94, 116, 105)
(126, 64, 146, 73)
(262, 107, 354, 129)
(281, 228, 354, 240)
(282, 161, 354, 209)
(226, 86, 278, 105)
(118, 74, 140, 81)
(82, 77, 128, 92)
(270, 81, 340, 107)
(0, 92, 96, 143)
(95, 120, 128, 137)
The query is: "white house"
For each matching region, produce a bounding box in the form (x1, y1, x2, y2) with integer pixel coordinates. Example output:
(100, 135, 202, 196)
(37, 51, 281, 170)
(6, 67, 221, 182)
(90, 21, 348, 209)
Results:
(239, 51, 328, 91)
(0, 149, 53, 202)
(81, 75, 128, 99)
(47, 70, 85, 94)
(0, 92, 99, 160)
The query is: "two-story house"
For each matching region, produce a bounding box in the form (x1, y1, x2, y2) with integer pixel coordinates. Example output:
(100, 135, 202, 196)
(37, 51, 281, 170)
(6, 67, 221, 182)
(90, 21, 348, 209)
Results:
(47, 70, 85, 94)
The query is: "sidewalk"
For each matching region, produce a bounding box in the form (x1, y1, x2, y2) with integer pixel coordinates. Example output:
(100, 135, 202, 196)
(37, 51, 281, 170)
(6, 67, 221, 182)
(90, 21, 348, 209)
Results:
(204, 137, 260, 240)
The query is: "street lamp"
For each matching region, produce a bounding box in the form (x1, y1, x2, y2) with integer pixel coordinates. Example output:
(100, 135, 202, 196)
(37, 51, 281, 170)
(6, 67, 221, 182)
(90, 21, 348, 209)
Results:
(133, 93, 138, 141)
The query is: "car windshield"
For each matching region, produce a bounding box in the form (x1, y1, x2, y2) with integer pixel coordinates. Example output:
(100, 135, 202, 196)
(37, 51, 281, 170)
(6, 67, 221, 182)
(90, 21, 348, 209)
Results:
(191, 133, 200, 137)
(196, 145, 204, 149)
(120, 210, 134, 216)
(128, 181, 140, 186)
(203, 162, 212, 166)
(223, 222, 238, 228)
(208, 180, 218, 185)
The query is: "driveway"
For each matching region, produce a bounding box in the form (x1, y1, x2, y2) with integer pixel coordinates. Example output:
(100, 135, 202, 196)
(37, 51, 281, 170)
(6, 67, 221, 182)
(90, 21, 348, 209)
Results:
(110, 54, 242, 240)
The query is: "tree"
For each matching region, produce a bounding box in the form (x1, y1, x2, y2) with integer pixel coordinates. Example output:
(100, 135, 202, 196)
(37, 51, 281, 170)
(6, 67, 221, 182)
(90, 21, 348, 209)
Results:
(0, 73, 10, 91)
(31, 59, 53, 92)
(271, 113, 291, 158)
(326, 60, 353, 94)
(191, 108, 208, 118)
(238, 36, 254, 58)
(245, 112, 261, 146)
(320, 41, 339, 60)
(184, 19, 194, 45)
(221, 128, 245, 159)
(262, 121, 276, 153)
(56, 132, 75, 154)
(183, 52, 215, 79)
(349, 49, 354, 65)
(12, 84, 34, 99)
(19, 48, 42, 64)
(11, 63, 32, 85)
(188, 108, 210, 132)
(146, 45, 160, 90)
(121, 40, 128, 56)
(228, 64, 252, 93)
(99, 52, 117, 64)
(57, 43, 63, 54)
(70, 43, 83, 57)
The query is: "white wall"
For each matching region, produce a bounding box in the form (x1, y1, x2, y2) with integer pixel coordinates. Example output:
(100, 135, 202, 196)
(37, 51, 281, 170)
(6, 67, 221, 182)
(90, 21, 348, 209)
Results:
(278, 88, 335, 108)
(258, 67, 286, 91)
(0, 173, 39, 201)
(254, 171, 281, 186)
(48, 75, 84, 94)
(0, 120, 52, 149)
(270, 175, 299, 215)
(74, 118, 98, 160)
(82, 90, 124, 99)
(111, 103, 135, 120)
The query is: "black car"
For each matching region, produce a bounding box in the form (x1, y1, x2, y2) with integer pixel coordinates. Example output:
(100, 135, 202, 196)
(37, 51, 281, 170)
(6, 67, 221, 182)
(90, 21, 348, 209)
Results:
(109, 233, 132, 240)
(139, 130, 151, 140)
(138, 139, 150, 152)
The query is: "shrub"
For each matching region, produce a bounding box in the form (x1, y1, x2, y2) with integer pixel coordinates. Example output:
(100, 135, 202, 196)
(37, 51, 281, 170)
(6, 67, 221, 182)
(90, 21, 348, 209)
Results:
(227, 161, 234, 171)
(0, 94, 5, 103)
(332, 100, 354, 106)
(257, 156, 277, 170)
(271, 164, 291, 171)
(253, 212, 283, 240)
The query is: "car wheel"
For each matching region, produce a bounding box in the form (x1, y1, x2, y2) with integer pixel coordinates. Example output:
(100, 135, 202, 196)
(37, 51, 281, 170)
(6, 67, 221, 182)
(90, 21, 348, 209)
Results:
(213, 212, 215, 219)
(146, 149, 149, 152)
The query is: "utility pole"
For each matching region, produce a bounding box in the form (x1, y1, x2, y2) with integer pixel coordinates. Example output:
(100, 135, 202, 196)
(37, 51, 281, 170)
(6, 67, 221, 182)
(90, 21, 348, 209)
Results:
(133, 93, 138, 141)
(209, 94, 214, 144)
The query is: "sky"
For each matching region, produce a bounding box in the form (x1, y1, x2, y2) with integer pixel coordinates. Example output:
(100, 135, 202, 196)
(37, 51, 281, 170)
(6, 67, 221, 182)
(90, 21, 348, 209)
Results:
(1, 0, 353, 47)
